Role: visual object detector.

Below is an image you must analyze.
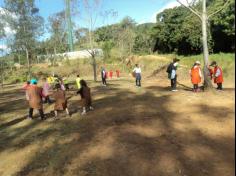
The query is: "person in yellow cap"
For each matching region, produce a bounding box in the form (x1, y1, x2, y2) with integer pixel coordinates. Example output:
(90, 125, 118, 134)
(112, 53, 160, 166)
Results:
(47, 76, 54, 84)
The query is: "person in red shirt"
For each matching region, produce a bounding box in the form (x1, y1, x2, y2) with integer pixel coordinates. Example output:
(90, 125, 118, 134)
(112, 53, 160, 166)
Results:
(209, 61, 223, 90)
(105, 71, 108, 81)
(116, 70, 120, 78)
(109, 70, 113, 79)
(190, 61, 202, 92)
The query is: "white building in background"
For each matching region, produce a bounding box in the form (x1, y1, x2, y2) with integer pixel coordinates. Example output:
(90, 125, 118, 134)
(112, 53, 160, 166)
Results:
(37, 48, 103, 61)
(62, 49, 103, 59)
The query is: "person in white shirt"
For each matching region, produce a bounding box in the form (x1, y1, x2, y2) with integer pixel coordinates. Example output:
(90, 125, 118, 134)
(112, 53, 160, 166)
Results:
(133, 64, 142, 87)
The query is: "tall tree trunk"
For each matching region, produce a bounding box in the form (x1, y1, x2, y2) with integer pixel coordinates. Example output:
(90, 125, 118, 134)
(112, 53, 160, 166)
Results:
(88, 25, 97, 81)
(1, 61, 4, 88)
(26, 48, 31, 80)
(18, 55, 21, 65)
(202, 0, 213, 89)
(53, 47, 57, 76)
(92, 54, 97, 81)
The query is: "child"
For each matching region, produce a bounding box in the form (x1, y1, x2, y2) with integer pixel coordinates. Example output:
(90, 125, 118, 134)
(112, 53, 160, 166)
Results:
(42, 78, 52, 104)
(133, 64, 141, 87)
(109, 70, 113, 79)
(76, 74, 82, 93)
(190, 61, 202, 92)
(116, 70, 120, 78)
(63, 77, 69, 90)
(166, 58, 180, 91)
(79, 79, 94, 115)
(52, 83, 70, 118)
(209, 61, 224, 90)
(101, 67, 107, 86)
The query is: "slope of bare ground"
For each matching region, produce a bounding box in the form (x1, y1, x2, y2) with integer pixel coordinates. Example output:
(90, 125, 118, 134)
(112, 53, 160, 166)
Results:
(0, 69, 234, 176)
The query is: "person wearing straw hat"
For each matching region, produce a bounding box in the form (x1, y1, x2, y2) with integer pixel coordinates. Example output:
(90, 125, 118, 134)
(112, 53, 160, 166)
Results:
(209, 61, 223, 90)
(190, 61, 202, 92)
(26, 79, 45, 120)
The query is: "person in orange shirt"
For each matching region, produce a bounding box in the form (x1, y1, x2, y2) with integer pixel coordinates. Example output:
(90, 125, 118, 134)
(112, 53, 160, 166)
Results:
(209, 61, 223, 90)
(190, 61, 202, 92)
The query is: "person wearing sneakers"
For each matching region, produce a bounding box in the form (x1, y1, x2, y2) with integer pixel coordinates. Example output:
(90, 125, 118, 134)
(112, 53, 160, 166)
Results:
(133, 64, 142, 87)
(79, 79, 94, 115)
(26, 79, 45, 120)
(209, 61, 224, 90)
(51, 83, 70, 118)
(167, 58, 180, 91)
(190, 61, 202, 92)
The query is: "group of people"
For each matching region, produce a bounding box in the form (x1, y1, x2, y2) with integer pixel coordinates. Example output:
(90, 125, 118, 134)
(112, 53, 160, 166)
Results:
(166, 58, 224, 92)
(22, 75, 93, 120)
(130, 58, 224, 92)
(22, 59, 224, 120)
(101, 67, 121, 86)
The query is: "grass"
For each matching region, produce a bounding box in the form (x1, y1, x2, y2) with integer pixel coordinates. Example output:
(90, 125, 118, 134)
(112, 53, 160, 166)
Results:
(1, 53, 234, 85)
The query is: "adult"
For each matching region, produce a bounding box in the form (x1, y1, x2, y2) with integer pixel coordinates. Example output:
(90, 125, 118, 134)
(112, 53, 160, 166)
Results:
(101, 67, 107, 86)
(26, 79, 45, 120)
(190, 61, 202, 92)
(133, 64, 142, 87)
(166, 58, 180, 91)
(210, 61, 224, 90)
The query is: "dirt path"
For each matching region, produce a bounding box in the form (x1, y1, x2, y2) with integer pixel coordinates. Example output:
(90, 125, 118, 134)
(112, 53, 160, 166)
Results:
(0, 74, 234, 176)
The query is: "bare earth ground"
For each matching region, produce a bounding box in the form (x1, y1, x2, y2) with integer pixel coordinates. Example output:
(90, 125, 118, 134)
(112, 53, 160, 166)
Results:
(0, 71, 235, 176)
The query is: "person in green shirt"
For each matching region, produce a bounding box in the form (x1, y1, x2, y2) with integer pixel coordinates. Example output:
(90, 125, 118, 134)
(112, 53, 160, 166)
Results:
(63, 77, 69, 90)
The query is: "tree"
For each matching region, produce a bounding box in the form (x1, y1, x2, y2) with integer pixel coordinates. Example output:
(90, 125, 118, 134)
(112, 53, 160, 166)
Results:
(48, 11, 67, 54)
(3, 0, 44, 79)
(116, 17, 136, 60)
(73, 0, 104, 81)
(176, 0, 231, 89)
(209, 0, 235, 52)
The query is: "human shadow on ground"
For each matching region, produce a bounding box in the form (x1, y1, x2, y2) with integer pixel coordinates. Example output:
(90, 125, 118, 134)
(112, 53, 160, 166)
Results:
(0, 82, 234, 176)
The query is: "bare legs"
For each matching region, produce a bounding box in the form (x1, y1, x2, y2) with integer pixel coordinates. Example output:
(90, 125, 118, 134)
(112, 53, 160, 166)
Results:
(54, 108, 71, 118)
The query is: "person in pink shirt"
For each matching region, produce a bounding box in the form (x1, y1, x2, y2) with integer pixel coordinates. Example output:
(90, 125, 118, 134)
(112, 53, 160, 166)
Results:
(42, 78, 52, 104)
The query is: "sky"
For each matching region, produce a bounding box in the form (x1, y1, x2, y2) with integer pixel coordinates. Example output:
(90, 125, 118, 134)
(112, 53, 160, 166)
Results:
(0, 0, 183, 53)
(33, 0, 177, 25)
(0, 0, 181, 26)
